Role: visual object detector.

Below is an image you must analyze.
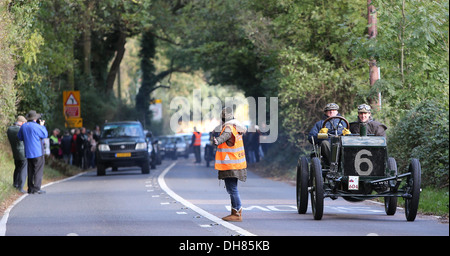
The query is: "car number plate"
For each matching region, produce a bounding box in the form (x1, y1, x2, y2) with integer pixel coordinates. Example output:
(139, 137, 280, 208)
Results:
(348, 176, 359, 190)
(116, 152, 131, 157)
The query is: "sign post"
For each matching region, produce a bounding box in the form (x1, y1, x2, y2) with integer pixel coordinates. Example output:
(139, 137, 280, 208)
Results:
(63, 91, 83, 128)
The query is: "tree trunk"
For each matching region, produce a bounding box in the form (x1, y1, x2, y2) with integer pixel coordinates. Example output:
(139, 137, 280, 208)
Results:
(83, 1, 93, 77)
(368, 0, 380, 108)
(105, 31, 126, 93)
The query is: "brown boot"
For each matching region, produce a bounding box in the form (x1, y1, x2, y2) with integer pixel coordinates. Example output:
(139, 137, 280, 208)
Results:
(222, 208, 242, 222)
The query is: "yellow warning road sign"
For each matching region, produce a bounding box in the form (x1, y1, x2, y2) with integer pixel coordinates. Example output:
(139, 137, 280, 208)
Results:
(63, 91, 81, 118)
(63, 91, 82, 128)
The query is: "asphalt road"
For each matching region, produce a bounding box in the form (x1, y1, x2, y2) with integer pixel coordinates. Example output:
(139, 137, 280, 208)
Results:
(1, 156, 448, 237)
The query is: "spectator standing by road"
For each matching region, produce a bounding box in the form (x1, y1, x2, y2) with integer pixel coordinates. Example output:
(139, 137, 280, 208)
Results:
(87, 130, 96, 168)
(60, 130, 72, 164)
(77, 127, 88, 169)
(49, 128, 60, 159)
(6, 115, 28, 193)
(17, 110, 48, 194)
(213, 107, 247, 222)
(71, 128, 79, 166)
(191, 127, 201, 163)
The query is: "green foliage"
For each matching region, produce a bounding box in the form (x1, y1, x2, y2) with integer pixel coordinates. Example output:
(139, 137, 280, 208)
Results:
(0, 5, 16, 140)
(278, 48, 359, 146)
(416, 187, 449, 216)
(388, 100, 449, 188)
(261, 0, 368, 147)
(350, 0, 449, 121)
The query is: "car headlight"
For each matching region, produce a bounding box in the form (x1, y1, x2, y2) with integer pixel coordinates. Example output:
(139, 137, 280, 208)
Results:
(98, 144, 110, 151)
(135, 142, 147, 150)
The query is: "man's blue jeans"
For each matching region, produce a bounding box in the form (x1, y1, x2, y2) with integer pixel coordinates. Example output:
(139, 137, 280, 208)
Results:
(224, 178, 242, 210)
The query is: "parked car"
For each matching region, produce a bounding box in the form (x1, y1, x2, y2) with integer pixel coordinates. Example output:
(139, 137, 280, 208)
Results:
(96, 121, 151, 175)
(157, 136, 170, 160)
(177, 133, 194, 155)
(173, 134, 190, 159)
(163, 136, 178, 160)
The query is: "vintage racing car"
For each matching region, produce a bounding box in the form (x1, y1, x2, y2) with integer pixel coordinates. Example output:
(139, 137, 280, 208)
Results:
(296, 116, 421, 221)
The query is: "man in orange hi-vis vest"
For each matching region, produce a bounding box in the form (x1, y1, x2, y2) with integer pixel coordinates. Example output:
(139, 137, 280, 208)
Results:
(191, 127, 202, 163)
(213, 107, 247, 222)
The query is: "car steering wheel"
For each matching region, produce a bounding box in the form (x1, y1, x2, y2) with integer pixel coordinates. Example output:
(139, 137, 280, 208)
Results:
(322, 116, 350, 136)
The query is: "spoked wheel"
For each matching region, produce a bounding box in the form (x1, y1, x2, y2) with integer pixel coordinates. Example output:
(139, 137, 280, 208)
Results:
(296, 156, 309, 214)
(385, 157, 398, 215)
(310, 157, 324, 220)
(405, 158, 421, 221)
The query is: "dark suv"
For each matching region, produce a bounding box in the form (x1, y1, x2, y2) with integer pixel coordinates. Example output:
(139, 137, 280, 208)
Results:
(96, 121, 150, 175)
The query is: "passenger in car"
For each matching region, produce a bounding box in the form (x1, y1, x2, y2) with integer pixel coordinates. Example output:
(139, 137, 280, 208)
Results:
(349, 104, 387, 137)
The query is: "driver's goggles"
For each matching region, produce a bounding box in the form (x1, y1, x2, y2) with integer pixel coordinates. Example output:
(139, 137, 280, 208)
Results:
(357, 104, 371, 112)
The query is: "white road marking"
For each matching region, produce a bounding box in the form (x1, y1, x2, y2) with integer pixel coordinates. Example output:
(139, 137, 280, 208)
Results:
(0, 171, 87, 236)
(158, 162, 256, 236)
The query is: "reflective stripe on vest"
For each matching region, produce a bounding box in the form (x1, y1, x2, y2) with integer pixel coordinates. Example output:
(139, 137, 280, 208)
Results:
(193, 132, 201, 146)
(215, 125, 247, 171)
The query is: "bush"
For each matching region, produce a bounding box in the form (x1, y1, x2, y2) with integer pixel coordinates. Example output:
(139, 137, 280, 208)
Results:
(388, 100, 449, 188)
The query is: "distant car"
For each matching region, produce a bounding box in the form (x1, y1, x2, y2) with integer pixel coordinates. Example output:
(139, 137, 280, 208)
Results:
(96, 121, 150, 175)
(173, 134, 190, 158)
(157, 136, 170, 160)
(163, 136, 178, 160)
(177, 133, 194, 155)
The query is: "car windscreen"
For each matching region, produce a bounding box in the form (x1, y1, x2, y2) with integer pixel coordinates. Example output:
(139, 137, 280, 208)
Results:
(101, 123, 144, 138)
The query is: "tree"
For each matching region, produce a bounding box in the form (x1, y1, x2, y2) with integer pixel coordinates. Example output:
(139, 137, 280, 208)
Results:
(351, 0, 449, 120)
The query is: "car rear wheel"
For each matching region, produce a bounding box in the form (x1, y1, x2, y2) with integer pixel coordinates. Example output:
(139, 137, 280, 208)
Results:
(310, 157, 324, 220)
(405, 158, 421, 221)
(296, 156, 309, 214)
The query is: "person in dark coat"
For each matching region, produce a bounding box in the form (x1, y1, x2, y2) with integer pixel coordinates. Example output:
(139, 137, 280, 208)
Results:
(60, 130, 72, 164)
(350, 104, 387, 136)
(308, 103, 350, 166)
(6, 115, 28, 193)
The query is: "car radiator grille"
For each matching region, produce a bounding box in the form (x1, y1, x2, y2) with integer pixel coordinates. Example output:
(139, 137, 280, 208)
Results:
(109, 144, 136, 151)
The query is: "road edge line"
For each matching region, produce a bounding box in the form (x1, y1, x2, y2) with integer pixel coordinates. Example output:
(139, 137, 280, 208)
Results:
(0, 171, 87, 236)
(157, 162, 256, 236)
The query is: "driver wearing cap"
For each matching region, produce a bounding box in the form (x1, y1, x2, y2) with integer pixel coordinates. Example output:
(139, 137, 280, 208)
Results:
(308, 103, 350, 166)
